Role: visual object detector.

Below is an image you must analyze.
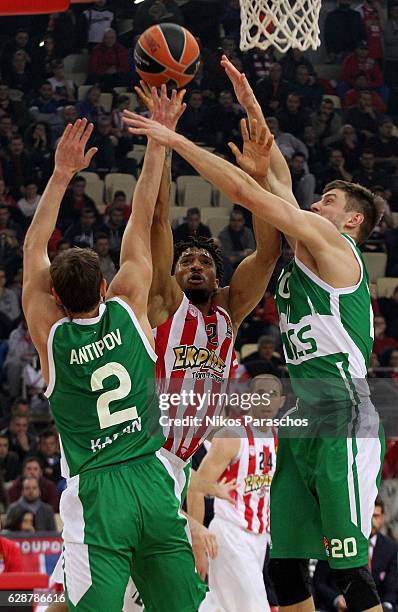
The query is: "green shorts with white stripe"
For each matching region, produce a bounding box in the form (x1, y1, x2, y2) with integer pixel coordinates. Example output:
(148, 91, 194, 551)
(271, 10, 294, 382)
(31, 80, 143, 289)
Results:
(61, 453, 206, 612)
(270, 423, 385, 569)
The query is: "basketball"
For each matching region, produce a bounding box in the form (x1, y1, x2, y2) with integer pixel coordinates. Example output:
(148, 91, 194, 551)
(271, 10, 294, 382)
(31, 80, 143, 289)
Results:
(134, 23, 201, 89)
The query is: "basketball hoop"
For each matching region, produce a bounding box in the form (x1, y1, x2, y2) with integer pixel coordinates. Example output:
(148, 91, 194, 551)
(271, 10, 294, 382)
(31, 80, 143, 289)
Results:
(239, 0, 321, 53)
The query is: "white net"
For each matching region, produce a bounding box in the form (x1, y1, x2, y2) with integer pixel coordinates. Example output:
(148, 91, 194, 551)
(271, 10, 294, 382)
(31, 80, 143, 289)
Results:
(240, 0, 321, 54)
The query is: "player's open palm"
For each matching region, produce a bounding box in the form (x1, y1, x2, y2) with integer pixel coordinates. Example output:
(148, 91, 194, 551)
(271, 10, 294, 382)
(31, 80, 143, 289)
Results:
(54, 119, 97, 176)
(135, 81, 186, 132)
(229, 118, 273, 179)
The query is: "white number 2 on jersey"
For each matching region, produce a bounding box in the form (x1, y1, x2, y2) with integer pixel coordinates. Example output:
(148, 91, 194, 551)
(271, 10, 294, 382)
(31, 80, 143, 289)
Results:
(91, 362, 138, 429)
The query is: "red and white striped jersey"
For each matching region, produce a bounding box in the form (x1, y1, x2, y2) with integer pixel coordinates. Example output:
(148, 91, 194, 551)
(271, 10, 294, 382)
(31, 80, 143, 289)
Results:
(214, 425, 277, 534)
(154, 294, 236, 461)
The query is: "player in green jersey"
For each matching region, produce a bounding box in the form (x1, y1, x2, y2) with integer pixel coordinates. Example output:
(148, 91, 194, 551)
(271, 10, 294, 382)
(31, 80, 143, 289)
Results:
(123, 62, 386, 612)
(22, 113, 205, 611)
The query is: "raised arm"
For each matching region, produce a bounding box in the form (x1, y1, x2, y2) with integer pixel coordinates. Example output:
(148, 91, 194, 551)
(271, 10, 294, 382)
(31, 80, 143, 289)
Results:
(221, 55, 299, 211)
(23, 120, 97, 364)
(134, 82, 187, 327)
(223, 118, 281, 332)
(123, 114, 358, 287)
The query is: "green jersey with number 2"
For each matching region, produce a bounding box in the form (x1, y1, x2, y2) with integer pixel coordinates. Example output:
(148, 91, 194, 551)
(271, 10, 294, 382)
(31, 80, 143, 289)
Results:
(276, 235, 374, 407)
(45, 297, 164, 477)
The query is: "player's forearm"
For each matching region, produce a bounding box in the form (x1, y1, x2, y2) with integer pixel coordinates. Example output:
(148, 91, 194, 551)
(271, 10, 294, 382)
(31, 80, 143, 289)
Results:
(24, 169, 71, 254)
(190, 470, 221, 497)
(153, 148, 172, 223)
(125, 139, 165, 259)
(187, 489, 206, 525)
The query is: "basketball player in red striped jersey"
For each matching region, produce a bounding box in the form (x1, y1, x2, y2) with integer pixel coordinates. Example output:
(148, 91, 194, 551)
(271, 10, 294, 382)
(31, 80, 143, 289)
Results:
(134, 82, 280, 460)
(189, 375, 284, 612)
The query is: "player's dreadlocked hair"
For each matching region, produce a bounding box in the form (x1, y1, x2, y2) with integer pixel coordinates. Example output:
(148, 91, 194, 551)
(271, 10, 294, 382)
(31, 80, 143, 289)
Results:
(173, 236, 224, 281)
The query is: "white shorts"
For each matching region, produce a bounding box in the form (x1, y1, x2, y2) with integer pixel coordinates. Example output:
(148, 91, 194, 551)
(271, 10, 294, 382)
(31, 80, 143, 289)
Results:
(199, 516, 270, 612)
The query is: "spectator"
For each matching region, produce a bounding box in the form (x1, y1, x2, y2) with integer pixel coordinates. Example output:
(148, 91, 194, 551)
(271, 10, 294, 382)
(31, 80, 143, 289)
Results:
(76, 85, 106, 123)
(178, 90, 213, 144)
(332, 124, 363, 172)
(29, 81, 64, 134)
(48, 60, 76, 103)
(220, 0, 241, 44)
(275, 93, 312, 137)
(134, 0, 184, 35)
(266, 116, 308, 162)
(290, 64, 323, 111)
(218, 209, 255, 269)
(289, 152, 316, 210)
(345, 90, 381, 138)
(356, 0, 385, 61)
(94, 233, 116, 284)
(244, 48, 274, 81)
(4, 318, 37, 399)
(4, 50, 33, 97)
(0, 115, 15, 151)
(89, 115, 118, 173)
(317, 149, 352, 191)
(384, 2, 398, 87)
(0, 434, 19, 483)
(8, 457, 59, 513)
(0, 228, 21, 283)
(0, 266, 20, 326)
(49, 10, 87, 58)
(3, 507, 35, 533)
(378, 285, 398, 337)
(324, 0, 366, 62)
(1, 29, 31, 69)
(352, 149, 388, 189)
(373, 314, 398, 356)
(83, 0, 114, 47)
(173, 207, 212, 242)
(242, 335, 283, 376)
(0, 205, 24, 242)
(63, 207, 99, 248)
(106, 190, 129, 220)
(3, 136, 38, 198)
(59, 175, 98, 228)
(280, 48, 315, 82)
(312, 97, 343, 147)
(301, 125, 325, 177)
(99, 205, 126, 258)
(59, 105, 79, 132)
(1, 414, 36, 464)
(17, 180, 41, 227)
(343, 73, 387, 113)
(36, 431, 61, 485)
(369, 118, 398, 169)
(88, 28, 129, 92)
(111, 94, 133, 138)
(208, 90, 244, 155)
(313, 498, 397, 611)
(341, 41, 385, 93)
(254, 62, 289, 116)
(24, 121, 53, 169)
(0, 535, 23, 570)
(0, 82, 32, 131)
(6, 476, 56, 532)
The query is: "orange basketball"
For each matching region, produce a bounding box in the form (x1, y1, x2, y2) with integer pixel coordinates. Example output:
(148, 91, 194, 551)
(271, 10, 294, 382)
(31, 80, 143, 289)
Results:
(134, 23, 201, 89)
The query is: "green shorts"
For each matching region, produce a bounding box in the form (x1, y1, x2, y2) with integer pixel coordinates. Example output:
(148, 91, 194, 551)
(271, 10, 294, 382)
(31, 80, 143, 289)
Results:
(270, 424, 385, 569)
(60, 453, 206, 612)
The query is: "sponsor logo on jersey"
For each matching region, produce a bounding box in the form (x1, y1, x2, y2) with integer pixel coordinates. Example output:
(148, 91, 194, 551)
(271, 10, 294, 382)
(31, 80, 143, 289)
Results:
(244, 473, 272, 495)
(172, 345, 226, 376)
(188, 304, 198, 318)
(323, 536, 330, 557)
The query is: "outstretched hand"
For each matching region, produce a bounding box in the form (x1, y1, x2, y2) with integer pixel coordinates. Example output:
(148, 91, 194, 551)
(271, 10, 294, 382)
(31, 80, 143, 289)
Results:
(229, 118, 273, 179)
(213, 477, 238, 504)
(54, 119, 97, 176)
(221, 54, 255, 110)
(134, 81, 186, 130)
(122, 111, 177, 147)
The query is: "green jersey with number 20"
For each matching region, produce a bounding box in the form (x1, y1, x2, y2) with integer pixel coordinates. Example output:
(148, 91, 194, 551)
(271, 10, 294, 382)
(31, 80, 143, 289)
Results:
(45, 297, 164, 478)
(276, 235, 374, 406)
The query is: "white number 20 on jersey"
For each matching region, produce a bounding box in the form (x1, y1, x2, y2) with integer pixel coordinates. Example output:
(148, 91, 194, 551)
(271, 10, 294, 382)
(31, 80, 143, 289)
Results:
(91, 362, 138, 429)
